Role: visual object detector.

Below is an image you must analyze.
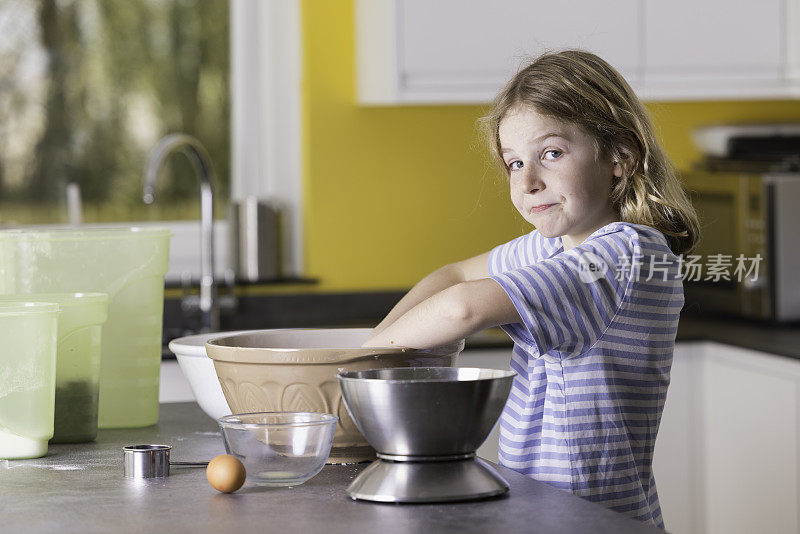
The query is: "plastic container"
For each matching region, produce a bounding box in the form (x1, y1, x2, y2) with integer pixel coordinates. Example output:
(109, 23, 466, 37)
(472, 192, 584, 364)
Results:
(218, 412, 338, 487)
(0, 293, 109, 442)
(0, 227, 170, 428)
(0, 302, 59, 459)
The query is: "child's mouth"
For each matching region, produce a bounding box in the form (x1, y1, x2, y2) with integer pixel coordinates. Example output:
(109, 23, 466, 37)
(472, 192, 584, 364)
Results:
(529, 203, 557, 214)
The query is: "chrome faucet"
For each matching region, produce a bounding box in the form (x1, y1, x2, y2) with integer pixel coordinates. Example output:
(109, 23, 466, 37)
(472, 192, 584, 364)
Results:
(143, 133, 219, 332)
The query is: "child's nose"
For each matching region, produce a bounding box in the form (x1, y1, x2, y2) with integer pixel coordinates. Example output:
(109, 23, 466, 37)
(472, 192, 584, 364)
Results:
(519, 168, 544, 193)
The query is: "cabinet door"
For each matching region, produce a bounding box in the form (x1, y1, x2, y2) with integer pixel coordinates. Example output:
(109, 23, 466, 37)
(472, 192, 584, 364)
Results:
(358, 0, 640, 104)
(702, 346, 799, 534)
(653, 342, 702, 534)
(643, 0, 787, 98)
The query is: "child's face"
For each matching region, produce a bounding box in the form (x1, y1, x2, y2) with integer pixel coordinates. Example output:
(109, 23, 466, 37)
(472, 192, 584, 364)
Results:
(498, 106, 621, 248)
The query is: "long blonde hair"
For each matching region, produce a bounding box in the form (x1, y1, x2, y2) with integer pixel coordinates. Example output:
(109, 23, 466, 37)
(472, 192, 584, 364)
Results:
(482, 50, 699, 255)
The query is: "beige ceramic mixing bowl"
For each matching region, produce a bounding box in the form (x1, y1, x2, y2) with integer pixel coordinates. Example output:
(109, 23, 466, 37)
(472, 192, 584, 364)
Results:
(205, 328, 464, 464)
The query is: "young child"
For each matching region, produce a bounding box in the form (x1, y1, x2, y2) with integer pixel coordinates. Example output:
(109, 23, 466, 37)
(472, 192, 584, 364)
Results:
(363, 50, 699, 528)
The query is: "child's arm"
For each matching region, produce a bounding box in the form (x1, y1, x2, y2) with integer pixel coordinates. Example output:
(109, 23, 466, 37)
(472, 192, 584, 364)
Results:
(366, 252, 491, 342)
(363, 269, 520, 350)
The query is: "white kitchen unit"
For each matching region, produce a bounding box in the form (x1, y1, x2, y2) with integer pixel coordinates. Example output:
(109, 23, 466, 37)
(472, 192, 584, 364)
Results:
(356, 0, 800, 104)
(654, 342, 800, 534)
(159, 359, 196, 404)
(701, 344, 800, 534)
(652, 342, 703, 534)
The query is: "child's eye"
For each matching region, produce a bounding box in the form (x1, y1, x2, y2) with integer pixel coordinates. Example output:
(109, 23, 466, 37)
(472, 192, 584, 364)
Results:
(543, 149, 563, 160)
(507, 160, 523, 171)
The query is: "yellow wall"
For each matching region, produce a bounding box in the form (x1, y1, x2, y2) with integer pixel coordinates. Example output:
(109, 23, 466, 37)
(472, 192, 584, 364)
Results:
(302, 0, 800, 292)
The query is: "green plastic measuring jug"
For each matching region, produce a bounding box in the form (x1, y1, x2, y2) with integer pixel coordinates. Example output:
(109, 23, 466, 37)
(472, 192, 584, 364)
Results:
(0, 227, 170, 429)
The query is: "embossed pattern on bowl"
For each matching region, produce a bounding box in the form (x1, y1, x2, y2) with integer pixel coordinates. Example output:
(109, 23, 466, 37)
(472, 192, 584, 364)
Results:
(206, 328, 463, 464)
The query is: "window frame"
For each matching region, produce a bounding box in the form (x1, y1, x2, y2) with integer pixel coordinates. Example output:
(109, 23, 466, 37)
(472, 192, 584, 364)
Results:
(136, 0, 302, 282)
(229, 0, 303, 279)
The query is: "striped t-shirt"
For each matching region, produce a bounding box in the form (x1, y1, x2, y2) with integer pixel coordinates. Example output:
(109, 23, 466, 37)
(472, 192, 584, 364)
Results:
(488, 222, 682, 528)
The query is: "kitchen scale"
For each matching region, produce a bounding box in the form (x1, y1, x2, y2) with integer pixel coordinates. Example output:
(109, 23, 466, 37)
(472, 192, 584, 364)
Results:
(337, 367, 515, 503)
(347, 452, 509, 503)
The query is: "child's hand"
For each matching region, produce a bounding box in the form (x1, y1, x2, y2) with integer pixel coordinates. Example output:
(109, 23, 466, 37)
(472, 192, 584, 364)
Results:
(361, 330, 411, 349)
(361, 329, 382, 348)
(361, 336, 404, 349)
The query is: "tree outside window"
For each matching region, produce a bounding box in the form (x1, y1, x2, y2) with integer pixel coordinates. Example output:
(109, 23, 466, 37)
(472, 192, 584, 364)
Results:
(0, 0, 230, 225)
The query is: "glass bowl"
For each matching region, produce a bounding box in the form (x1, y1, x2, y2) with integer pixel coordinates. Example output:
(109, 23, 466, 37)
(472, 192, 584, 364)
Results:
(217, 412, 338, 487)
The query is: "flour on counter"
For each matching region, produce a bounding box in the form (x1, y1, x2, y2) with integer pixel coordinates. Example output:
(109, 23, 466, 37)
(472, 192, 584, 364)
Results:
(1, 460, 85, 470)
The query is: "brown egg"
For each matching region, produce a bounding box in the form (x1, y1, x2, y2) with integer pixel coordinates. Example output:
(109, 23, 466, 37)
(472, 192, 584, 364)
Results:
(206, 454, 246, 493)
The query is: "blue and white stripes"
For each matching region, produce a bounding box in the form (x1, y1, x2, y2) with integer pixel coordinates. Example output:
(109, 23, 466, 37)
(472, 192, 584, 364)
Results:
(488, 222, 682, 528)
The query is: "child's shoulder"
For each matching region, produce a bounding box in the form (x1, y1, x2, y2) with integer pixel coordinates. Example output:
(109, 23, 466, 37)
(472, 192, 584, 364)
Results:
(580, 222, 671, 255)
(563, 222, 675, 278)
(491, 228, 562, 267)
(569, 222, 679, 286)
(491, 222, 672, 273)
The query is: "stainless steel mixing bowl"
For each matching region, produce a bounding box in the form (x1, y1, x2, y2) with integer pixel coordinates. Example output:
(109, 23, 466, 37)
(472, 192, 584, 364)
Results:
(336, 367, 515, 458)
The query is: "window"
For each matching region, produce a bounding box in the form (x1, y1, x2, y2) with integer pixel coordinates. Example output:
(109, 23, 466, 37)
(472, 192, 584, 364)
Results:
(0, 0, 230, 226)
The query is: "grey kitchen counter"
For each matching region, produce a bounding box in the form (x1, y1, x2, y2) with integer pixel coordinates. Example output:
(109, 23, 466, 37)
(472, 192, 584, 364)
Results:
(3, 403, 658, 534)
(675, 312, 800, 359)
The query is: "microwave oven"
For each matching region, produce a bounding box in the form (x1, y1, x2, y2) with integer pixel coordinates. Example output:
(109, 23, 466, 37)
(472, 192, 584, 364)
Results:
(682, 170, 800, 321)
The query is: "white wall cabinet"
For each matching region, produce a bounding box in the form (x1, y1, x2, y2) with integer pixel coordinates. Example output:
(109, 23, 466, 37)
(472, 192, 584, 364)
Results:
(357, 0, 640, 105)
(642, 0, 795, 100)
(356, 0, 800, 104)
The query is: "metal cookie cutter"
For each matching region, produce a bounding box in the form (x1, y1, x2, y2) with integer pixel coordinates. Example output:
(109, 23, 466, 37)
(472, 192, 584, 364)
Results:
(123, 444, 209, 478)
